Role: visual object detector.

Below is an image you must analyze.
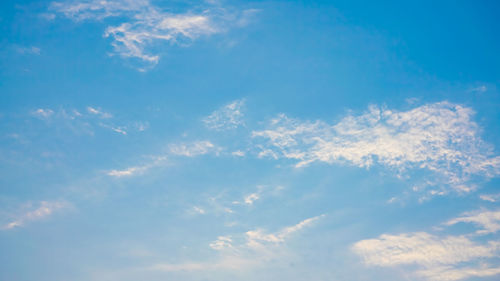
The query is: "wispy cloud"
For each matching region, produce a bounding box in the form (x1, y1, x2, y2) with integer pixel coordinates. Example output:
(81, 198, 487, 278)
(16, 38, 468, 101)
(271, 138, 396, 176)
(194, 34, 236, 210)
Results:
(107, 156, 167, 177)
(232, 185, 283, 206)
(15, 46, 41, 55)
(2, 200, 70, 230)
(479, 193, 500, 202)
(50, 0, 255, 69)
(469, 85, 488, 93)
(31, 108, 54, 119)
(87, 106, 112, 118)
(148, 215, 324, 272)
(28, 106, 146, 136)
(169, 140, 220, 157)
(203, 99, 245, 131)
(231, 150, 245, 157)
(353, 210, 500, 281)
(445, 209, 500, 235)
(253, 102, 500, 194)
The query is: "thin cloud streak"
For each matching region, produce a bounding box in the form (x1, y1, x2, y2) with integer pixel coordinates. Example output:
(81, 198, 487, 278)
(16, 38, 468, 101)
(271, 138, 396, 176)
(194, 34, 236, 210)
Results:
(2, 201, 69, 230)
(147, 215, 324, 272)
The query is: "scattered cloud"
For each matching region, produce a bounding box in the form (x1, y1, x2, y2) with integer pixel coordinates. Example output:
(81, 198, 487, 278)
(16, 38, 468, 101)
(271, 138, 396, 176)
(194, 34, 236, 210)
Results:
(353, 210, 500, 281)
(253, 102, 500, 194)
(50, 0, 255, 69)
(231, 150, 246, 157)
(99, 123, 127, 135)
(192, 206, 206, 215)
(107, 156, 167, 177)
(28, 106, 147, 136)
(169, 140, 220, 157)
(479, 193, 500, 202)
(2, 200, 70, 230)
(244, 192, 259, 205)
(469, 85, 488, 93)
(148, 215, 324, 272)
(15, 46, 41, 55)
(232, 185, 283, 206)
(31, 108, 54, 119)
(203, 99, 245, 131)
(87, 106, 112, 118)
(445, 209, 500, 235)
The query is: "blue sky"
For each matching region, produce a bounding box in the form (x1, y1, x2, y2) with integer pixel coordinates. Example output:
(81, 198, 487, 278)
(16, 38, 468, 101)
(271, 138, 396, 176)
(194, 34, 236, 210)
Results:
(1, 1, 500, 280)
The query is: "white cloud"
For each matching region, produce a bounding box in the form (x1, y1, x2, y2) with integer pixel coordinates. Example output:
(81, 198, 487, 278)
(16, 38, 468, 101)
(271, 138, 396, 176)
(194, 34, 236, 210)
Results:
(244, 193, 259, 205)
(148, 215, 324, 272)
(192, 206, 206, 215)
(107, 156, 167, 177)
(31, 108, 54, 119)
(232, 185, 283, 206)
(169, 140, 220, 157)
(418, 265, 500, 281)
(2, 201, 69, 230)
(15, 46, 41, 55)
(445, 209, 500, 235)
(253, 102, 500, 193)
(353, 209, 500, 281)
(353, 232, 499, 267)
(231, 150, 245, 157)
(209, 236, 233, 251)
(51, 0, 254, 69)
(107, 166, 142, 177)
(203, 99, 245, 130)
(479, 193, 500, 202)
(87, 106, 112, 118)
(470, 85, 488, 93)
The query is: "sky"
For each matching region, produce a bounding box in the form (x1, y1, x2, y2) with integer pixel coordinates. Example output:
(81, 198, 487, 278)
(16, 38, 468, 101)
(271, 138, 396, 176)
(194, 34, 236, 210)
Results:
(1, 1, 500, 281)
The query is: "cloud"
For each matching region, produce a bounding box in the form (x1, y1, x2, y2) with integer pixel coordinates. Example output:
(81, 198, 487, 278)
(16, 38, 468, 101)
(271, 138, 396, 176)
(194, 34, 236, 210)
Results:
(192, 206, 206, 215)
(107, 166, 142, 177)
(231, 150, 245, 157)
(87, 106, 112, 118)
(203, 99, 245, 131)
(2, 200, 69, 230)
(169, 140, 220, 157)
(353, 210, 500, 281)
(50, 0, 254, 69)
(31, 108, 54, 119)
(469, 85, 488, 93)
(445, 209, 500, 235)
(253, 102, 500, 194)
(15, 46, 41, 55)
(99, 123, 127, 135)
(479, 193, 500, 202)
(243, 192, 259, 205)
(28, 106, 147, 137)
(107, 156, 167, 177)
(148, 215, 324, 272)
(108, 140, 218, 179)
(232, 185, 283, 206)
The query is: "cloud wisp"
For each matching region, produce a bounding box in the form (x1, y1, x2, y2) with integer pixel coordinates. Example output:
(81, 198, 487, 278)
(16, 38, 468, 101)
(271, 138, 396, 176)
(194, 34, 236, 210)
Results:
(203, 99, 245, 131)
(253, 102, 500, 194)
(445, 209, 500, 235)
(28, 106, 146, 136)
(148, 214, 324, 272)
(50, 0, 255, 70)
(169, 140, 220, 157)
(353, 209, 500, 281)
(2, 200, 69, 230)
